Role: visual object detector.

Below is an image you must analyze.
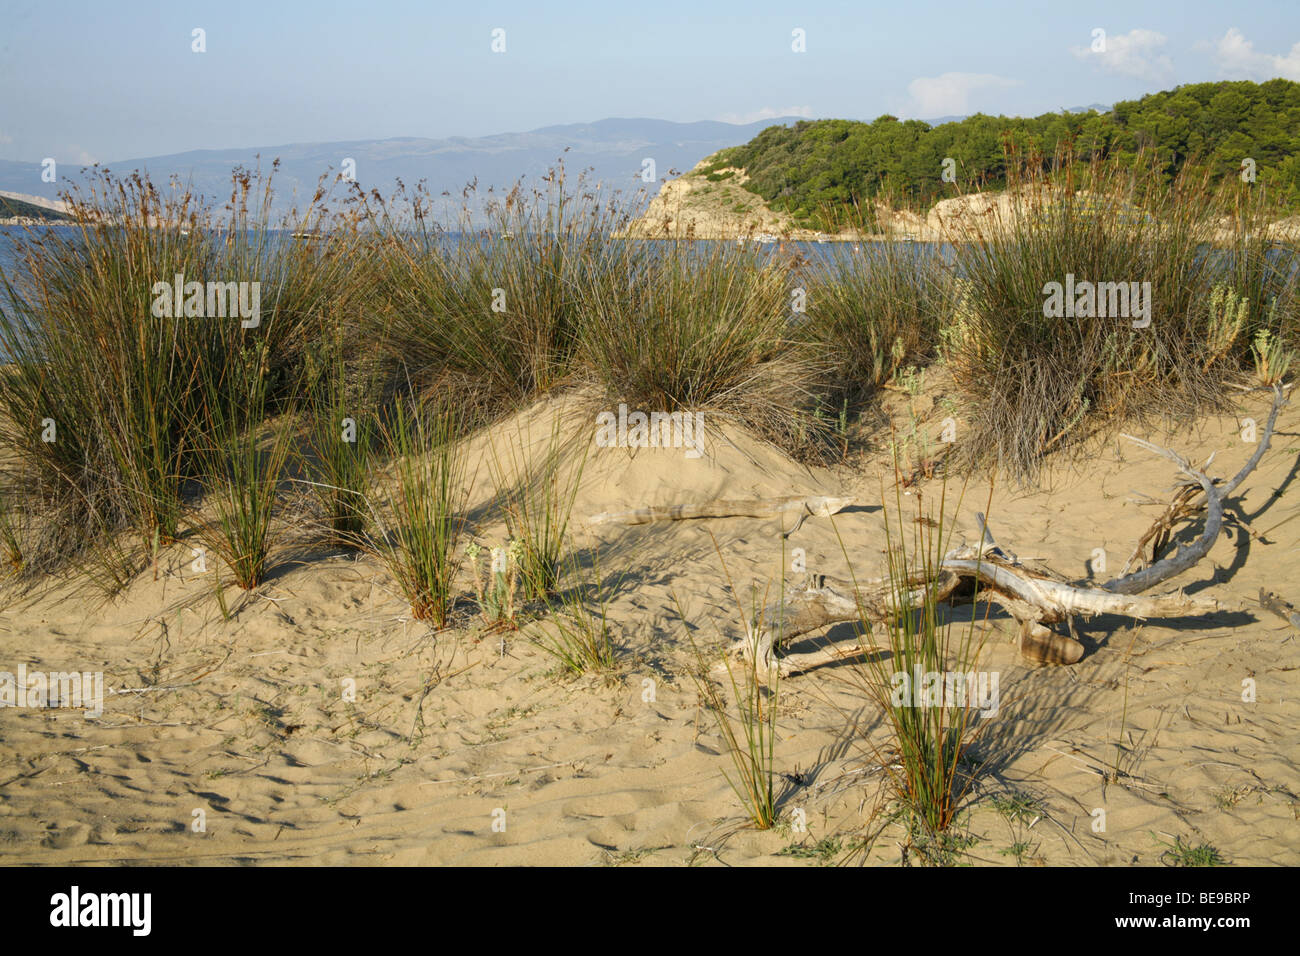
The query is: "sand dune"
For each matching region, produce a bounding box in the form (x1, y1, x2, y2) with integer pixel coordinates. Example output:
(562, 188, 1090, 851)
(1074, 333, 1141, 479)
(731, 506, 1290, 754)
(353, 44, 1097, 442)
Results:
(1, 389, 1297, 866)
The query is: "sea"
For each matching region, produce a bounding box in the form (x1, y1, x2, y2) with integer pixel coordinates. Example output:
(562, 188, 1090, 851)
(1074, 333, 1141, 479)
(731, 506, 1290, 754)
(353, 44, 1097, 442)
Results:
(0, 224, 952, 288)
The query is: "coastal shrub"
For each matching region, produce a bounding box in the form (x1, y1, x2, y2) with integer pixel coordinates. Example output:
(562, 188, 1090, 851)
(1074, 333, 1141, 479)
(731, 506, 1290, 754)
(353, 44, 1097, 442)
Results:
(0, 167, 354, 581)
(576, 242, 823, 452)
(802, 237, 947, 403)
(365, 166, 643, 423)
(942, 152, 1287, 480)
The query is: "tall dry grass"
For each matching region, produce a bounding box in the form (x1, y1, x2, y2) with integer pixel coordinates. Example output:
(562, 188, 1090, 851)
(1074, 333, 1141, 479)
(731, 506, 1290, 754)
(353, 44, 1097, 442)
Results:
(0, 165, 360, 584)
(942, 148, 1299, 480)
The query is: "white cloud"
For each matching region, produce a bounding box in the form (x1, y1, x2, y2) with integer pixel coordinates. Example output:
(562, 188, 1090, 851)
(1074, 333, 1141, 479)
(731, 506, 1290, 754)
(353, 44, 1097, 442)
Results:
(1072, 28, 1173, 82)
(1211, 28, 1300, 81)
(718, 105, 814, 125)
(904, 73, 1018, 118)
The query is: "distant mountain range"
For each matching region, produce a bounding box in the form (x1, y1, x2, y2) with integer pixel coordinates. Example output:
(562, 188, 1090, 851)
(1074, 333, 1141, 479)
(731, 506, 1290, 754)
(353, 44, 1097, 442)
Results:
(0, 117, 807, 223)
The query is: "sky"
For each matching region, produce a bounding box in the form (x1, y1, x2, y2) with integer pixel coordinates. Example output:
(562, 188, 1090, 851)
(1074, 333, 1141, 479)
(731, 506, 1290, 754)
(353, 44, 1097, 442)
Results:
(2, 0, 1300, 163)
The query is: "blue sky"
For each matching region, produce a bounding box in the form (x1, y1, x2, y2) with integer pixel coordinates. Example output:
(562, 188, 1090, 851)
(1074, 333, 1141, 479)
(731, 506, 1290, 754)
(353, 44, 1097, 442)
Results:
(2, 0, 1299, 162)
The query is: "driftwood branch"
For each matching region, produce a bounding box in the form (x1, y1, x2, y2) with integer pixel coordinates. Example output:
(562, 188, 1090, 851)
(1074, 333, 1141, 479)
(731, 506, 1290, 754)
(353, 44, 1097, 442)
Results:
(1119, 385, 1287, 577)
(1099, 439, 1224, 595)
(735, 391, 1286, 677)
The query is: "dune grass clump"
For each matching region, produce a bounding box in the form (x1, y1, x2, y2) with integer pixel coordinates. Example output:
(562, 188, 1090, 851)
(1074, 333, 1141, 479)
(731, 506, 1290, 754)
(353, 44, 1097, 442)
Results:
(489, 414, 586, 601)
(531, 550, 620, 676)
(680, 550, 782, 831)
(802, 221, 948, 404)
(301, 335, 375, 548)
(0, 480, 25, 576)
(577, 242, 823, 452)
(847, 479, 992, 858)
(943, 150, 1300, 480)
(366, 400, 470, 626)
(0, 166, 356, 583)
(194, 343, 295, 590)
(366, 165, 643, 422)
(692, 628, 780, 830)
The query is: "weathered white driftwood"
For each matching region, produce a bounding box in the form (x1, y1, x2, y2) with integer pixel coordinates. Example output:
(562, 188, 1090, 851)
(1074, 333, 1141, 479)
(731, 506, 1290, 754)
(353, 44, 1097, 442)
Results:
(1118, 384, 1286, 579)
(738, 387, 1286, 677)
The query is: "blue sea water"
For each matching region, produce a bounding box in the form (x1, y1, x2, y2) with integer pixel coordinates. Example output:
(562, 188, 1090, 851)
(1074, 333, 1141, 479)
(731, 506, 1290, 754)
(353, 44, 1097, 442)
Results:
(0, 224, 952, 285)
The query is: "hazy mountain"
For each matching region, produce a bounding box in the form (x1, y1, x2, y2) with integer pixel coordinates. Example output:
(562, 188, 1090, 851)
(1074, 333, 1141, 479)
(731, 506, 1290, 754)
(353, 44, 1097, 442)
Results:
(0, 117, 804, 222)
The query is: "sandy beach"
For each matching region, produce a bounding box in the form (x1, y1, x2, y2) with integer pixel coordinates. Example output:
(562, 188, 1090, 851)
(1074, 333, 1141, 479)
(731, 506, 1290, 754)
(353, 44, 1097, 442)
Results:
(2, 382, 1295, 867)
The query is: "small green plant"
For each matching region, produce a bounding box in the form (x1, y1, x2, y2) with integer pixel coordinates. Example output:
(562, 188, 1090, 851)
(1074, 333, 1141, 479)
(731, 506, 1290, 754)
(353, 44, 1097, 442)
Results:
(991, 791, 1042, 827)
(1203, 284, 1250, 372)
(1153, 833, 1226, 867)
(1213, 785, 1252, 810)
(894, 364, 925, 396)
(491, 415, 586, 601)
(998, 841, 1036, 865)
(1252, 323, 1293, 387)
(777, 835, 843, 865)
(366, 400, 470, 626)
(991, 790, 1043, 865)
(465, 538, 522, 627)
(531, 549, 620, 675)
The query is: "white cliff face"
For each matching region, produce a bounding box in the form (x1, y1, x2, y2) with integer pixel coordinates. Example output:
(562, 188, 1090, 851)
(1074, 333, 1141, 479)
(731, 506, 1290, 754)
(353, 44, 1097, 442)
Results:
(618, 156, 857, 240)
(619, 154, 1048, 242)
(619, 158, 788, 239)
(622, 163, 1300, 244)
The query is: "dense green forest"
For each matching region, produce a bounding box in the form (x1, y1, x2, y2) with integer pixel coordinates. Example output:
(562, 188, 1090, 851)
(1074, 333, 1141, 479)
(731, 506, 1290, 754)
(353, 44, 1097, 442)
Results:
(705, 79, 1300, 227)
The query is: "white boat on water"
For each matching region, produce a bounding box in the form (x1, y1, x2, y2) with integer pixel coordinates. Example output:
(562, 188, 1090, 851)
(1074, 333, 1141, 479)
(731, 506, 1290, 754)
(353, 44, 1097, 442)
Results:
(754, 233, 779, 244)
